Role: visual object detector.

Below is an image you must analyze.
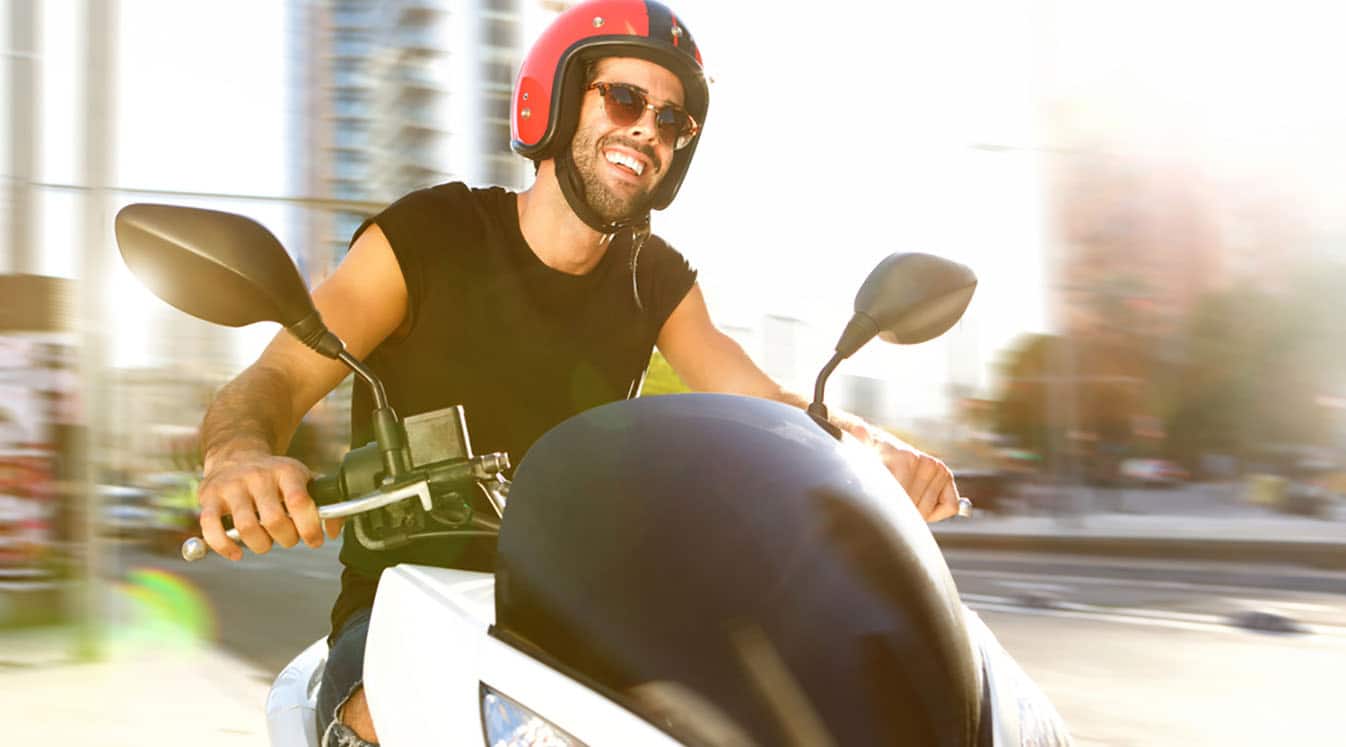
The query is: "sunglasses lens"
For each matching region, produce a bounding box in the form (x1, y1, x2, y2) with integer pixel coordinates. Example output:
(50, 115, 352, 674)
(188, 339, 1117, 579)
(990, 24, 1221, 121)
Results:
(602, 85, 645, 126)
(596, 83, 698, 150)
(655, 108, 694, 150)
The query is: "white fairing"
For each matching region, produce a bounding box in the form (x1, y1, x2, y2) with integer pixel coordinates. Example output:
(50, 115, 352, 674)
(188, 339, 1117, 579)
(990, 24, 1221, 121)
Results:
(263, 569, 1066, 747)
(966, 606, 1073, 747)
(265, 637, 326, 747)
(363, 563, 681, 747)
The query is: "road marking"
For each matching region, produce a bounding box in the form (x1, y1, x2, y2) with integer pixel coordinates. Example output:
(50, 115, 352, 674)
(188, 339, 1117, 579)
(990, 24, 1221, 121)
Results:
(969, 599, 1239, 635)
(962, 593, 1018, 606)
(952, 567, 1341, 597)
(964, 593, 1223, 624)
(1234, 599, 1340, 613)
(965, 597, 1346, 640)
(993, 580, 1074, 593)
(1051, 601, 1223, 625)
(946, 550, 1346, 581)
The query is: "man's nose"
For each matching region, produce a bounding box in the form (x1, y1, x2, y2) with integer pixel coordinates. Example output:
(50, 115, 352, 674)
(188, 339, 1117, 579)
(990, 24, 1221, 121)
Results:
(625, 106, 660, 142)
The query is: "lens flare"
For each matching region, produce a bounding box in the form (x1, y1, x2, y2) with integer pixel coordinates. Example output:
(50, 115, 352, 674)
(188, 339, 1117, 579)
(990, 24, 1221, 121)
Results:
(114, 567, 216, 649)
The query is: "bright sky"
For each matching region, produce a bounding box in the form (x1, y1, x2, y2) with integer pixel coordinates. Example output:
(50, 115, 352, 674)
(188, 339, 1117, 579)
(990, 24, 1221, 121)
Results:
(24, 0, 1346, 421)
(660, 0, 1049, 411)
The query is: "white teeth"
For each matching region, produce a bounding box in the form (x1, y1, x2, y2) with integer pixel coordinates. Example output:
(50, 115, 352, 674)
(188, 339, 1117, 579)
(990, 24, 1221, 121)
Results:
(604, 150, 644, 176)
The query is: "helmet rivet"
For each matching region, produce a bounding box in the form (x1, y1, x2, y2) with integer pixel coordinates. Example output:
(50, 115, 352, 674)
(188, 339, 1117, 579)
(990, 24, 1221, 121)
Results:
(522, 92, 529, 101)
(671, 25, 683, 38)
(592, 16, 604, 28)
(521, 107, 532, 119)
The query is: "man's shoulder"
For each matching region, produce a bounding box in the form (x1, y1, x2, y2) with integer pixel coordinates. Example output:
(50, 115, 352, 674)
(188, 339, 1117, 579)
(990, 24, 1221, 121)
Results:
(391, 181, 513, 211)
(640, 231, 693, 268)
(375, 181, 515, 242)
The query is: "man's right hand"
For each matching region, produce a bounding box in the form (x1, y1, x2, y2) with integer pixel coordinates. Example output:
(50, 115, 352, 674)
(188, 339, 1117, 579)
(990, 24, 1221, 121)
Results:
(194, 224, 406, 561)
(198, 453, 333, 561)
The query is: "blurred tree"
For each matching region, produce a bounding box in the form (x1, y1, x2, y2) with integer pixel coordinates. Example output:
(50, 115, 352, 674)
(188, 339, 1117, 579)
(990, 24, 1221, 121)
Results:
(992, 333, 1056, 460)
(1166, 260, 1346, 469)
(1165, 286, 1256, 466)
(994, 330, 1155, 479)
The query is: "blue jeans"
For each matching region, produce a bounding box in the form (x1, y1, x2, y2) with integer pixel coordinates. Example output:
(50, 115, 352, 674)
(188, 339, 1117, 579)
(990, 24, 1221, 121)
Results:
(316, 607, 377, 747)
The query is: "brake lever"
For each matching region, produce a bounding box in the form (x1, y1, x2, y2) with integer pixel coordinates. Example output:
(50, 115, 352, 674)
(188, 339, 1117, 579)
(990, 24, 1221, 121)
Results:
(181, 480, 433, 562)
(482, 475, 509, 519)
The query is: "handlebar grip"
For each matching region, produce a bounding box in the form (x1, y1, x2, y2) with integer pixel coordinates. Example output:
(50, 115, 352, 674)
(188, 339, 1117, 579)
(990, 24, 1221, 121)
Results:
(308, 475, 346, 507)
(184, 475, 346, 562)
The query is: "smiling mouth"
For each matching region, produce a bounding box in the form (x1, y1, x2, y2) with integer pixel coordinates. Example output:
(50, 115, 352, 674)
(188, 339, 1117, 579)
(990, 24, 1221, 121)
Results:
(603, 148, 646, 177)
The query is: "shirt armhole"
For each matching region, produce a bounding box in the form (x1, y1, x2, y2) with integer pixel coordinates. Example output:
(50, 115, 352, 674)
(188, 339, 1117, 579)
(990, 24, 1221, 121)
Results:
(351, 216, 419, 343)
(640, 236, 699, 335)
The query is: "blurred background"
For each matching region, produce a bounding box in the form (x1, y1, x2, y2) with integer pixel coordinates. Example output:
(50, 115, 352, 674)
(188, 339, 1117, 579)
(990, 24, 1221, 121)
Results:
(3, 0, 1345, 744)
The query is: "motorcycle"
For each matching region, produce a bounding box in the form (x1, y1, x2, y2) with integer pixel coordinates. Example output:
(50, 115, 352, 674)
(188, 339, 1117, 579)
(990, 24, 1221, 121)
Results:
(114, 204, 1071, 746)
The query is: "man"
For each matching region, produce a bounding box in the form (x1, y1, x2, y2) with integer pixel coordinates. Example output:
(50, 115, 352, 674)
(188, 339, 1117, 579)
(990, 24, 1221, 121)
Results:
(196, 2, 960, 743)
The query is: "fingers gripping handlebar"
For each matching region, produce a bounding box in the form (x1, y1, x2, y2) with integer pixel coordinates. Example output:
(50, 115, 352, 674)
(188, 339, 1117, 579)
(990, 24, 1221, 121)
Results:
(181, 453, 510, 562)
(180, 474, 379, 562)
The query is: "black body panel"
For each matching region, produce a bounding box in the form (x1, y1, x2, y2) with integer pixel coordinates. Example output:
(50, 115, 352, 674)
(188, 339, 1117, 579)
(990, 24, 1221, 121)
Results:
(495, 393, 982, 745)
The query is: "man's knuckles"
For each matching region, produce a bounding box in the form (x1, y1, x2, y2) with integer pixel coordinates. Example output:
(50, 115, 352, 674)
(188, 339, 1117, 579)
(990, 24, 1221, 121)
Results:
(260, 510, 293, 532)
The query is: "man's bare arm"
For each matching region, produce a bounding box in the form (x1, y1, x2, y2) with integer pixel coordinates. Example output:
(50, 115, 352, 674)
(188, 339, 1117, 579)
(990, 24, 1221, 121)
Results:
(201, 363, 297, 471)
(197, 224, 409, 560)
(656, 283, 960, 522)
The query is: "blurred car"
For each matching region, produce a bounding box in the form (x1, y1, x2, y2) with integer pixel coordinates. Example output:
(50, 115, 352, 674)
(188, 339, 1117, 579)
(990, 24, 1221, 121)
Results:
(1281, 481, 1341, 518)
(142, 473, 201, 556)
(1118, 458, 1188, 487)
(1281, 462, 1345, 518)
(953, 469, 1018, 513)
(99, 484, 157, 538)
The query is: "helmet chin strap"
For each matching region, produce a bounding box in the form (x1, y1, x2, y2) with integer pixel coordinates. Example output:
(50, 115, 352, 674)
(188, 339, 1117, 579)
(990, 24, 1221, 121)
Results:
(554, 147, 648, 235)
(553, 147, 654, 311)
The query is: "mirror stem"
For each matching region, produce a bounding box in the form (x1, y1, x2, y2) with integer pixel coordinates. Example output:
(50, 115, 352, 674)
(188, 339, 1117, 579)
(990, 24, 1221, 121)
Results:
(339, 350, 389, 411)
(338, 349, 411, 479)
(807, 352, 845, 439)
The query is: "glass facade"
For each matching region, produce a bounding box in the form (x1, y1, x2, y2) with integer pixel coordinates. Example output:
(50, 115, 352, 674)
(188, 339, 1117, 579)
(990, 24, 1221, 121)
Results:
(296, 0, 551, 266)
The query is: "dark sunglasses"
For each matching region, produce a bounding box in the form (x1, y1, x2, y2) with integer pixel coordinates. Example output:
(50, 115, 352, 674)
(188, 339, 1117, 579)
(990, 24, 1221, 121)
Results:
(586, 82, 700, 150)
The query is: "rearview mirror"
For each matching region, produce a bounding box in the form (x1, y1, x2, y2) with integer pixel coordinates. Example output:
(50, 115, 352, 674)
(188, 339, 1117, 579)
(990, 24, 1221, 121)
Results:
(115, 203, 318, 330)
(115, 202, 405, 472)
(808, 252, 977, 436)
(836, 253, 978, 357)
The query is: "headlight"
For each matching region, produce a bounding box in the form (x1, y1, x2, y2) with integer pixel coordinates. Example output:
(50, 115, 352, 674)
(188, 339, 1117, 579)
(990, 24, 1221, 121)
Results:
(480, 685, 585, 747)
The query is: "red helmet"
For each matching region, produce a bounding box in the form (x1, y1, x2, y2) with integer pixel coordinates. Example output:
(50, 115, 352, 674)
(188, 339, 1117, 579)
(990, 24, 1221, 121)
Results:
(511, 0, 709, 213)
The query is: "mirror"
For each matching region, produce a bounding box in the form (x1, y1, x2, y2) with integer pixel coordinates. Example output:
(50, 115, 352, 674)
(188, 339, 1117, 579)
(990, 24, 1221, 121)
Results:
(114, 203, 318, 329)
(834, 253, 977, 357)
(808, 253, 977, 436)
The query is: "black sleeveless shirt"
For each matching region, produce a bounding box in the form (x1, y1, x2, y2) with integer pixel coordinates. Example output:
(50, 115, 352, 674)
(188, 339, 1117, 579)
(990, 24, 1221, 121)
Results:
(330, 183, 696, 635)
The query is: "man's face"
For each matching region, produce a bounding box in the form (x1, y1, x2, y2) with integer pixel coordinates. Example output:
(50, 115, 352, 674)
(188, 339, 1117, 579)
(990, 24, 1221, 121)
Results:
(570, 57, 686, 224)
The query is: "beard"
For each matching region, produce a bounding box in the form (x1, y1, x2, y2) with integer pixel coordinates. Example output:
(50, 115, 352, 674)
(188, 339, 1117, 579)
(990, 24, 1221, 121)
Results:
(569, 125, 660, 225)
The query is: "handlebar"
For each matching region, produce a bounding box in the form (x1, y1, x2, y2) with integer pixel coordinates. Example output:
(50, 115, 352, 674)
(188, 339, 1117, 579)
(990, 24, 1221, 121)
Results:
(181, 452, 510, 562)
(180, 480, 430, 562)
(309, 474, 345, 507)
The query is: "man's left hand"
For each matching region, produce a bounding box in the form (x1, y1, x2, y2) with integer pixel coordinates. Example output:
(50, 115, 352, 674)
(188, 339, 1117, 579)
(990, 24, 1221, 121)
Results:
(838, 418, 961, 522)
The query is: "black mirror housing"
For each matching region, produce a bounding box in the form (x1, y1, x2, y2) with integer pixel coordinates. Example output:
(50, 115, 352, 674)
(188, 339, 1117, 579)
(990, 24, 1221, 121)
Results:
(115, 203, 319, 330)
(809, 252, 977, 436)
(837, 253, 978, 357)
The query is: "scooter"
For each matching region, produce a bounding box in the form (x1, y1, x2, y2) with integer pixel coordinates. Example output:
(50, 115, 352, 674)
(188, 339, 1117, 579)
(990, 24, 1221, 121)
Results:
(114, 204, 1071, 746)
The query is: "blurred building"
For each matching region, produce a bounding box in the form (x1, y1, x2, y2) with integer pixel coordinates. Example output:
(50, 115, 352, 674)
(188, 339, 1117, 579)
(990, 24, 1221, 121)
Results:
(833, 373, 888, 425)
(1049, 158, 1225, 345)
(1045, 136, 1328, 347)
(294, 0, 556, 275)
(760, 314, 809, 393)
